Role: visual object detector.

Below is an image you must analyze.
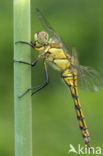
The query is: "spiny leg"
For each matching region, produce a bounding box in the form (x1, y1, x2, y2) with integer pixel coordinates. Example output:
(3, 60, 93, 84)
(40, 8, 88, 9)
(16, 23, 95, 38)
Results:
(18, 59, 48, 98)
(18, 85, 42, 98)
(15, 41, 35, 48)
(14, 55, 41, 98)
(15, 40, 36, 65)
(31, 59, 48, 95)
(14, 55, 41, 66)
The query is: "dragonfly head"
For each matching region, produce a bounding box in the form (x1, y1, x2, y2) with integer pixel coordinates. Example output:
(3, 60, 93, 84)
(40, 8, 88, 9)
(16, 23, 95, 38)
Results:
(34, 31, 48, 48)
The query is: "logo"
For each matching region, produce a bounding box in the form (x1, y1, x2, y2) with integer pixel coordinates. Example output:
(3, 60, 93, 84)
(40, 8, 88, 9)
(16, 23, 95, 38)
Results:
(68, 144, 102, 155)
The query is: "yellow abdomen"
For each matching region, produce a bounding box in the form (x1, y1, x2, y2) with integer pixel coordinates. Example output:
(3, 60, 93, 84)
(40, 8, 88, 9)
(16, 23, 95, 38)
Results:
(62, 69, 90, 147)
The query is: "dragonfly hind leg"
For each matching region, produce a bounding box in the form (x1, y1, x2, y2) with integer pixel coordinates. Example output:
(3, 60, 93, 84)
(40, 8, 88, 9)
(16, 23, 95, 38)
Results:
(18, 59, 49, 98)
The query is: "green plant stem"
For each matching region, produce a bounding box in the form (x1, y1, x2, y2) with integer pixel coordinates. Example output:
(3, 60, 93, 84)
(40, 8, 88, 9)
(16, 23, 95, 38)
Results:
(13, 0, 32, 156)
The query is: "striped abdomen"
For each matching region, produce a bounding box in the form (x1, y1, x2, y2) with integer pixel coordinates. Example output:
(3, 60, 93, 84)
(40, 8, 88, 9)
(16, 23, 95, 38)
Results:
(62, 69, 90, 147)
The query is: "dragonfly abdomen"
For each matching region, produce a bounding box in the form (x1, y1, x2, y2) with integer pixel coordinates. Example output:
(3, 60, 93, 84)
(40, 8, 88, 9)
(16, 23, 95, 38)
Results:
(62, 69, 90, 147)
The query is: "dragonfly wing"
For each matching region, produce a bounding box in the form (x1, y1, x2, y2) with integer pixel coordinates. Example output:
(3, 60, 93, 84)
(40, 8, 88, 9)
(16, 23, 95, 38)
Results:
(77, 65, 103, 92)
(71, 47, 86, 86)
(35, 8, 70, 54)
(71, 47, 103, 91)
(72, 47, 79, 65)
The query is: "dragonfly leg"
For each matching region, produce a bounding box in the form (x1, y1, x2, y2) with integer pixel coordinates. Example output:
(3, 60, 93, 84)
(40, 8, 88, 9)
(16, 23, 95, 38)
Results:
(15, 41, 35, 48)
(18, 85, 41, 98)
(14, 55, 41, 66)
(18, 59, 49, 98)
(32, 59, 48, 95)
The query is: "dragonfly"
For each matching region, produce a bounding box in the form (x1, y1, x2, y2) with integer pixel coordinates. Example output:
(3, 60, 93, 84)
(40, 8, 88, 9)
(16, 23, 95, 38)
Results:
(15, 8, 103, 148)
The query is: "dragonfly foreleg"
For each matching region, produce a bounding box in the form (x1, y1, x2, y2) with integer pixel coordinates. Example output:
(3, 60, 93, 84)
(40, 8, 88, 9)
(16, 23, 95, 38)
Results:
(18, 59, 49, 98)
(15, 41, 35, 48)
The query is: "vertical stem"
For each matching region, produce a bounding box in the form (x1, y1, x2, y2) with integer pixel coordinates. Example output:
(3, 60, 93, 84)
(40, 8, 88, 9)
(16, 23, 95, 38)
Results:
(13, 0, 32, 156)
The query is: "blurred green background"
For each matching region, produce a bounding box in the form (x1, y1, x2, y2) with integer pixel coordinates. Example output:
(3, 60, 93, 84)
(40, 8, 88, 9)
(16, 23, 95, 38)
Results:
(1, 0, 103, 156)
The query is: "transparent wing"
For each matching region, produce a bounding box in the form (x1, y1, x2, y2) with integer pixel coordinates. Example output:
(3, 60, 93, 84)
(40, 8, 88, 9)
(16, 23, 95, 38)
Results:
(72, 47, 85, 86)
(72, 47, 79, 65)
(78, 65, 103, 92)
(72, 47, 103, 91)
(35, 8, 70, 54)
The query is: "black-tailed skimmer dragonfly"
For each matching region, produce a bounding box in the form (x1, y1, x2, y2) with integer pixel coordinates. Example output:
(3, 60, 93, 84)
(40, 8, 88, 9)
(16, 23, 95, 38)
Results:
(15, 8, 103, 148)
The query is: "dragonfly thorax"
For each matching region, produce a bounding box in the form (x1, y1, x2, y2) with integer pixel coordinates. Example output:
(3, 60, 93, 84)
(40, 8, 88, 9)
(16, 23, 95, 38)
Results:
(34, 31, 48, 48)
